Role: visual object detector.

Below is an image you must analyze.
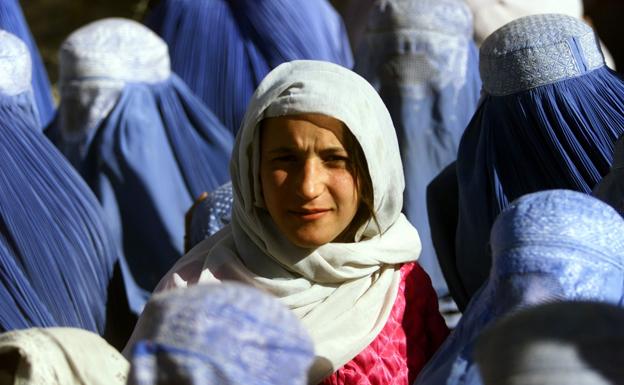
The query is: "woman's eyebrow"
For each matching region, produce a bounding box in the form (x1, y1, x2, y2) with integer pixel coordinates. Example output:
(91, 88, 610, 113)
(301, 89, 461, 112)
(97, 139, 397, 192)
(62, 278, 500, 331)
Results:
(320, 147, 348, 155)
(266, 146, 298, 154)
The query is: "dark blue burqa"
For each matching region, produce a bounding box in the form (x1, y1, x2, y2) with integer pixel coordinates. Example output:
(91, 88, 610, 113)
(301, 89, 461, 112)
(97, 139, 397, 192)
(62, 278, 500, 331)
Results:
(455, 14, 624, 299)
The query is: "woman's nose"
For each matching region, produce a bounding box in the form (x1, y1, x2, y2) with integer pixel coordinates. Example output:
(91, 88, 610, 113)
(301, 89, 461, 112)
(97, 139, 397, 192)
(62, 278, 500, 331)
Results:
(296, 158, 325, 199)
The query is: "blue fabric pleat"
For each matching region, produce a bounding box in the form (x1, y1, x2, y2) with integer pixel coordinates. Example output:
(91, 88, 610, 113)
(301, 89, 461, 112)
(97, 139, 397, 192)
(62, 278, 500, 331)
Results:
(145, 0, 353, 134)
(0, 93, 116, 333)
(456, 66, 624, 299)
(0, 0, 55, 128)
(52, 75, 233, 295)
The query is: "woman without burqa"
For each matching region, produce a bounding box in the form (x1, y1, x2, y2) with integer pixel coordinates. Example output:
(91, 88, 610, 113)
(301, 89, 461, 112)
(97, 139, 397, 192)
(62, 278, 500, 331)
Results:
(126, 60, 449, 384)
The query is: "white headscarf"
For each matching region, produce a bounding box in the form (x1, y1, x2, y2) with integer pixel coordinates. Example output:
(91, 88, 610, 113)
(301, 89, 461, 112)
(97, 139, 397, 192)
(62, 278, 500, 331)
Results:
(145, 60, 421, 383)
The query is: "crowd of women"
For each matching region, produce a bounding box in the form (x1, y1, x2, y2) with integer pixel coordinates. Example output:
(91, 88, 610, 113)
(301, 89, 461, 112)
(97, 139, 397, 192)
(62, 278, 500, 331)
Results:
(1, 0, 624, 384)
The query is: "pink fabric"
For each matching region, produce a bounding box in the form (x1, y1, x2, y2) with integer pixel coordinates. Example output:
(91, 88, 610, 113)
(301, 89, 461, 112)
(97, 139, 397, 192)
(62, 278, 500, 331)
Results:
(320, 262, 449, 385)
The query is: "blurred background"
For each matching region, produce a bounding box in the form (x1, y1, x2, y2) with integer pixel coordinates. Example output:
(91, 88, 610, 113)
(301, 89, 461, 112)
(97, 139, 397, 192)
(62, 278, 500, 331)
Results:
(19, 0, 624, 90)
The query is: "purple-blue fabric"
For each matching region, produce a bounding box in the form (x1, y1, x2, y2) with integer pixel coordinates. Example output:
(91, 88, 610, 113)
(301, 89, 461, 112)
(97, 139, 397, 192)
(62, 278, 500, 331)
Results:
(145, 0, 353, 134)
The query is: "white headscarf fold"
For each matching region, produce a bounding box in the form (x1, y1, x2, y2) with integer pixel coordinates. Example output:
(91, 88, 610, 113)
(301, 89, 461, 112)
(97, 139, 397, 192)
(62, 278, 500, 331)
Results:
(148, 60, 421, 383)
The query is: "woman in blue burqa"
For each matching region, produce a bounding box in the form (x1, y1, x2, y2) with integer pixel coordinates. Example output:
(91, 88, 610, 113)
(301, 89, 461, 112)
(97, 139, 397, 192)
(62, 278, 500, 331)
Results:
(0, 29, 134, 347)
(443, 13, 624, 304)
(125, 282, 314, 385)
(47, 19, 234, 308)
(0, 0, 54, 127)
(354, 0, 481, 302)
(144, 0, 353, 134)
(414, 189, 624, 385)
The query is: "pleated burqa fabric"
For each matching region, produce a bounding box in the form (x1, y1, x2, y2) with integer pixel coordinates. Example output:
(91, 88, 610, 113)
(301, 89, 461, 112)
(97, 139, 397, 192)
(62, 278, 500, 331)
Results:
(48, 19, 234, 303)
(475, 301, 624, 385)
(593, 135, 624, 214)
(354, 0, 481, 297)
(455, 14, 624, 300)
(126, 283, 314, 385)
(0, 31, 117, 334)
(0, 0, 55, 127)
(415, 190, 624, 385)
(145, 0, 353, 134)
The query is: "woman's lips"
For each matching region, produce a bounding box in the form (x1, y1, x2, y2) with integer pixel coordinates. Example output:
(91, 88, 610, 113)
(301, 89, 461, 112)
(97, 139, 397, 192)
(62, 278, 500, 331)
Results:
(289, 208, 331, 221)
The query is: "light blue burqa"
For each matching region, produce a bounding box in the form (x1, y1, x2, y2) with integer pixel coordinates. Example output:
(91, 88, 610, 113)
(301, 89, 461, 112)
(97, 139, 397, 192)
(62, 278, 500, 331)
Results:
(126, 283, 314, 385)
(414, 189, 624, 385)
(355, 0, 481, 296)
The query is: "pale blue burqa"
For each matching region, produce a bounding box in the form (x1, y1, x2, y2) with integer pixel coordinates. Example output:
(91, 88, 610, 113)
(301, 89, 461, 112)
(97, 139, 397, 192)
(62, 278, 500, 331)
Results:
(126, 283, 315, 385)
(355, 0, 481, 297)
(414, 189, 624, 385)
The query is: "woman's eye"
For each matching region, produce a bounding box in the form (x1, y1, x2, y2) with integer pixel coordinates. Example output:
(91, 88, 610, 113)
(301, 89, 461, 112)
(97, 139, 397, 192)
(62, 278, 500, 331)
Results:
(325, 155, 349, 166)
(272, 155, 297, 162)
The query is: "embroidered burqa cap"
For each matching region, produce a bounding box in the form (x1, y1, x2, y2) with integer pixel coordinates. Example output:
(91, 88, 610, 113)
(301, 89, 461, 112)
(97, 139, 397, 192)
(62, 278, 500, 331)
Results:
(126, 283, 314, 385)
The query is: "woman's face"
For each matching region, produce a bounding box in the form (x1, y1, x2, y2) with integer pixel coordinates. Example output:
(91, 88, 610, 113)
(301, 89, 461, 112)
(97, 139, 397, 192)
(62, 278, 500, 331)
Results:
(260, 114, 360, 248)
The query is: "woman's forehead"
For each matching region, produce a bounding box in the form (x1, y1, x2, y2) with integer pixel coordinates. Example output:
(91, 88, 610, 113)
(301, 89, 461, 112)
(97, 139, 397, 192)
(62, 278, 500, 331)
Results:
(260, 114, 351, 148)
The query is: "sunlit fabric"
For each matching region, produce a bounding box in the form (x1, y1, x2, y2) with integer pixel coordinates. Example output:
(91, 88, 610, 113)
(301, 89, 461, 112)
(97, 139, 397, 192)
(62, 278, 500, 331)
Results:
(0, 0, 54, 127)
(0, 327, 129, 385)
(455, 14, 624, 300)
(593, 135, 624, 214)
(415, 190, 624, 385)
(145, 0, 353, 134)
(188, 182, 233, 250)
(476, 301, 624, 385)
(355, 0, 481, 296)
(47, 19, 234, 301)
(126, 283, 314, 385)
(0, 30, 117, 333)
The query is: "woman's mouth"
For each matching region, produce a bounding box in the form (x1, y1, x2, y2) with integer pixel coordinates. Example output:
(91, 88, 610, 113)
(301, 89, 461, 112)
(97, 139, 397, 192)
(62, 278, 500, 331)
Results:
(289, 208, 331, 221)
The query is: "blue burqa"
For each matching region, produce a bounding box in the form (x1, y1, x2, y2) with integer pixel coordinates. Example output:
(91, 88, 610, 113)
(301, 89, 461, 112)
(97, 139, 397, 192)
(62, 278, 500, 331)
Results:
(47, 19, 234, 305)
(455, 14, 624, 299)
(0, 0, 55, 127)
(0, 31, 118, 334)
(145, 0, 353, 134)
(415, 189, 624, 385)
(126, 283, 314, 385)
(355, 0, 481, 297)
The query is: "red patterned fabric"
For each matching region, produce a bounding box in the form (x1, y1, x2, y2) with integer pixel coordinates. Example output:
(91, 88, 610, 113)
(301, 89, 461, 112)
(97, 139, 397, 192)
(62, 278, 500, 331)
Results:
(320, 262, 449, 385)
